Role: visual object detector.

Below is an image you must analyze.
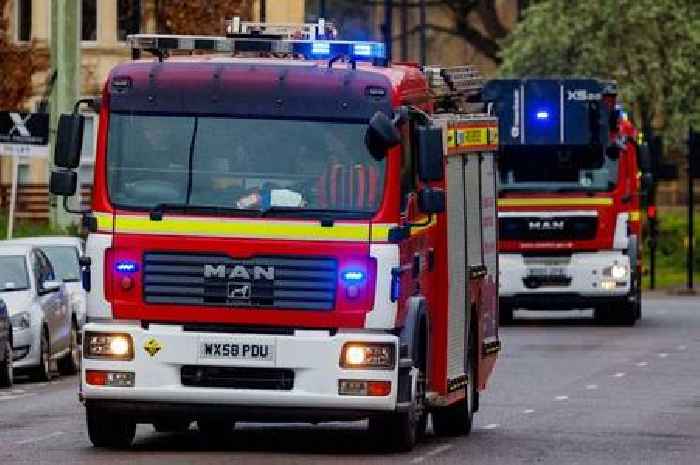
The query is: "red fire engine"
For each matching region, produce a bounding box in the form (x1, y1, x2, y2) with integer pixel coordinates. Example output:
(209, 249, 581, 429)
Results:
(484, 79, 646, 325)
(49, 19, 500, 451)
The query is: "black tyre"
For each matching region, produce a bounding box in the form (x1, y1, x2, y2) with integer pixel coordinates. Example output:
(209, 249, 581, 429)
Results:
(433, 332, 477, 436)
(32, 328, 52, 382)
(499, 303, 514, 326)
(368, 368, 427, 452)
(87, 406, 136, 448)
(0, 339, 13, 388)
(154, 419, 192, 433)
(58, 321, 80, 375)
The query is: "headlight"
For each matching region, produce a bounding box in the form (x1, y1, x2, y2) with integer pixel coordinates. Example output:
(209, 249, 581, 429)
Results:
(340, 342, 395, 369)
(85, 332, 134, 360)
(10, 311, 31, 330)
(604, 263, 628, 280)
(611, 264, 628, 280)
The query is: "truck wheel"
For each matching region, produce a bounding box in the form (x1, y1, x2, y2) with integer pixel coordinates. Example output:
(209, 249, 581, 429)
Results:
(432, 344, 476, 436)
(616, 302, 638, 327)
(58, 321, 80, 375)
(154, 419, 192, 433)
(369, 368, 427, 452)
(499, 304, 514, 326)
(0, 340, 13, 388)
(32, 328, 52, 382)
(87, 406, 136, 448)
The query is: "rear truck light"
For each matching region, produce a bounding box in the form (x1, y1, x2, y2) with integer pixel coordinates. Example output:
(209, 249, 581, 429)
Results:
(86, 370, 135, 387)
(339, 380, 391, 396)
(340, 342, 395, 370)
(85, 332, 134, 360)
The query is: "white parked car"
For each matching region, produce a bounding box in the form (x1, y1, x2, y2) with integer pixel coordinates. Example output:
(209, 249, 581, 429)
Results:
(0, 244, 78, 380)
(8, 236, 87, 330)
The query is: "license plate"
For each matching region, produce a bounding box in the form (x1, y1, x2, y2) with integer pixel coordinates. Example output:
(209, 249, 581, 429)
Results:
(199, 340, 275, 362)
(528, 266, 566, 277)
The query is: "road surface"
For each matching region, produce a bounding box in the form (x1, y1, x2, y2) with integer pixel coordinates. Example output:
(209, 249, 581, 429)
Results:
(1, 296, 699, 465)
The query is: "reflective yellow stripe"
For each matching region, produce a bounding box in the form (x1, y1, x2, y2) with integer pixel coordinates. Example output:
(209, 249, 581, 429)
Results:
(629, 210, 641, 222)
(497, 198, 614, 207)
(93, 213, 394, 242)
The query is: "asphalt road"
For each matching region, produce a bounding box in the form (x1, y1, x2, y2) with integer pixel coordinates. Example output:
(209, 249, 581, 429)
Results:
(1, 296, 699, 465)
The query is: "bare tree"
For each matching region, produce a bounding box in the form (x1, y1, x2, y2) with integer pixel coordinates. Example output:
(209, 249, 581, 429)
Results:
(156, 0, 255, 35)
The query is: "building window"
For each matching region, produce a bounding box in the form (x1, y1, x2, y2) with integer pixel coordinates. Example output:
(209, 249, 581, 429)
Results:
(81, 0, 97, 41)
(117, 0, 141, 41)
(16, 0, 32, 42)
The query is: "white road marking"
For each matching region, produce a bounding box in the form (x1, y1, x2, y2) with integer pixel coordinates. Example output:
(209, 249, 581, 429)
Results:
(0, 393, 36, 401)
(10, 389, 26, 394)
(483, 423, 500, 429)
(410, 444, 453, 463)
(677, 345, 687, 351)
(586, 384, 598, 390)
(17, 431, 64, 445)
(523, 409, 535, 414)
(636, 362, 648, 367)
(555, 395, 568, 401)
(658, 353, 668, 358)
(613, 372, 626, 378)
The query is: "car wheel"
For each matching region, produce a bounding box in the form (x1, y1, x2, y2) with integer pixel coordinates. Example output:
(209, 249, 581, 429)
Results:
(58, 321, 80, 375)
(0, 339, 13, 388)
(32, 329, 52, 382)
(197, 419, 236, 443)
(86, 405, 136, 448)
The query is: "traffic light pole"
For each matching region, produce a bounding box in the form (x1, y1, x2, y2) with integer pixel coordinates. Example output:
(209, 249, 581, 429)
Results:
(49, 0, 80, 230)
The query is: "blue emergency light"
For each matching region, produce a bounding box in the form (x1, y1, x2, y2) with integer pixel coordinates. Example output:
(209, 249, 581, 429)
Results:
(535, 110, 550, 120)
(116, 261, 139, 273)
(311, 41, 331, 55)
(342, 270, 366, 282)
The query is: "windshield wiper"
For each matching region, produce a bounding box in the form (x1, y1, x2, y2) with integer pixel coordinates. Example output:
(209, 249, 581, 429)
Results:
(260, 206, 371, 223)
(149, 203, 260, 221)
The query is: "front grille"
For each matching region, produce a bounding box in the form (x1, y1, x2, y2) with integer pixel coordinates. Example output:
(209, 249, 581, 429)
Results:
(181, 365, 294, 390)
(143, 253, 337, 310)
(499, 216, 598, 241)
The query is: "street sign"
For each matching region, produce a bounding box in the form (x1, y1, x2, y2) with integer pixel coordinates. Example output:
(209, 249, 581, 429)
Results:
(0, 112, 49, 146)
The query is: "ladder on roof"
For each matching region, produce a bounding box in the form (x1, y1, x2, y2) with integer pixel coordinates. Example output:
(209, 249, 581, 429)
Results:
(424, 65, 485, 114)
(224, 17, 337, 40)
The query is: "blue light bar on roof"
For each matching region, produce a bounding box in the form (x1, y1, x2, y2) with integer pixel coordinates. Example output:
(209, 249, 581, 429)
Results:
(312, 41, 331, 55)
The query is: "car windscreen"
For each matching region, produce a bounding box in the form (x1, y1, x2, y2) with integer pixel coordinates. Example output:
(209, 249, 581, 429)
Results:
(0, 256, 30, 291)
(40, 246, 80, 282)
(106, 114, 385, 217)
(499, 145, 618, 192)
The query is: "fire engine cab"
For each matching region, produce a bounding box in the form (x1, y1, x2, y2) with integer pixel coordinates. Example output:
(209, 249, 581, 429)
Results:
(49, 19, 499, 451)
(484, 79, 646, 325)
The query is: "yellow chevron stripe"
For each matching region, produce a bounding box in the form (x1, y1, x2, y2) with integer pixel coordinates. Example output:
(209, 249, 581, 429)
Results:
(93, 212, 395, 242)
(497, 198, 614, 207)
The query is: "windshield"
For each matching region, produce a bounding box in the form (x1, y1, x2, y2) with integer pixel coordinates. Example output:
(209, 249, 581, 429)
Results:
(40, 246, 80, 282)
(0, 256, 30, 291)
(107, 114, 385, 216)
(499, 145, 618, 193)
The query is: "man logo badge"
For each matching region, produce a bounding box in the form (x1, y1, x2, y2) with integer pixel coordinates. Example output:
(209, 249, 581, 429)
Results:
(204, 264, 275, 303)
(528, 220, 565, 231)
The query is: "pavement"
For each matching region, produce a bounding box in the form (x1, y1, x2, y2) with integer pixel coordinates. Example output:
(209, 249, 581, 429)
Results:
(1, 296, 699, 465)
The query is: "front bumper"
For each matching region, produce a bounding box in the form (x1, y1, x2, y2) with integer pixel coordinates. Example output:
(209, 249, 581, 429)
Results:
(81, 323, 399, 420)
(499, 251, 631, 308)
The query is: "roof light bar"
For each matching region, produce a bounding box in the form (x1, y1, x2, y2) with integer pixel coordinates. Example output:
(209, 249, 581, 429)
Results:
(127, 34, 386, 62)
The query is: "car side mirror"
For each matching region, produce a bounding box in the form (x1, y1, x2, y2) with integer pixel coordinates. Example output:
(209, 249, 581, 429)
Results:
(365, 111, 401, 161)
(40, 280, 61, 293)
(49, 170, 77, 196)
(416, 125, 444, 182)
(54, 113, 85, 169)
(418, 187, 445, 214)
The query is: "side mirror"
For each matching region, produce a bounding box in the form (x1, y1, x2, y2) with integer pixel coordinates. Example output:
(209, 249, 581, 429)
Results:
(637, 143, 652, 173)
(418, 187, 445, 214)
(365, 111, 401, 161)
(49, 170, 77, 196)
(416, 126, 444, 182)
(54, 113, 85, 169)
(40, 280, 61, 293)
